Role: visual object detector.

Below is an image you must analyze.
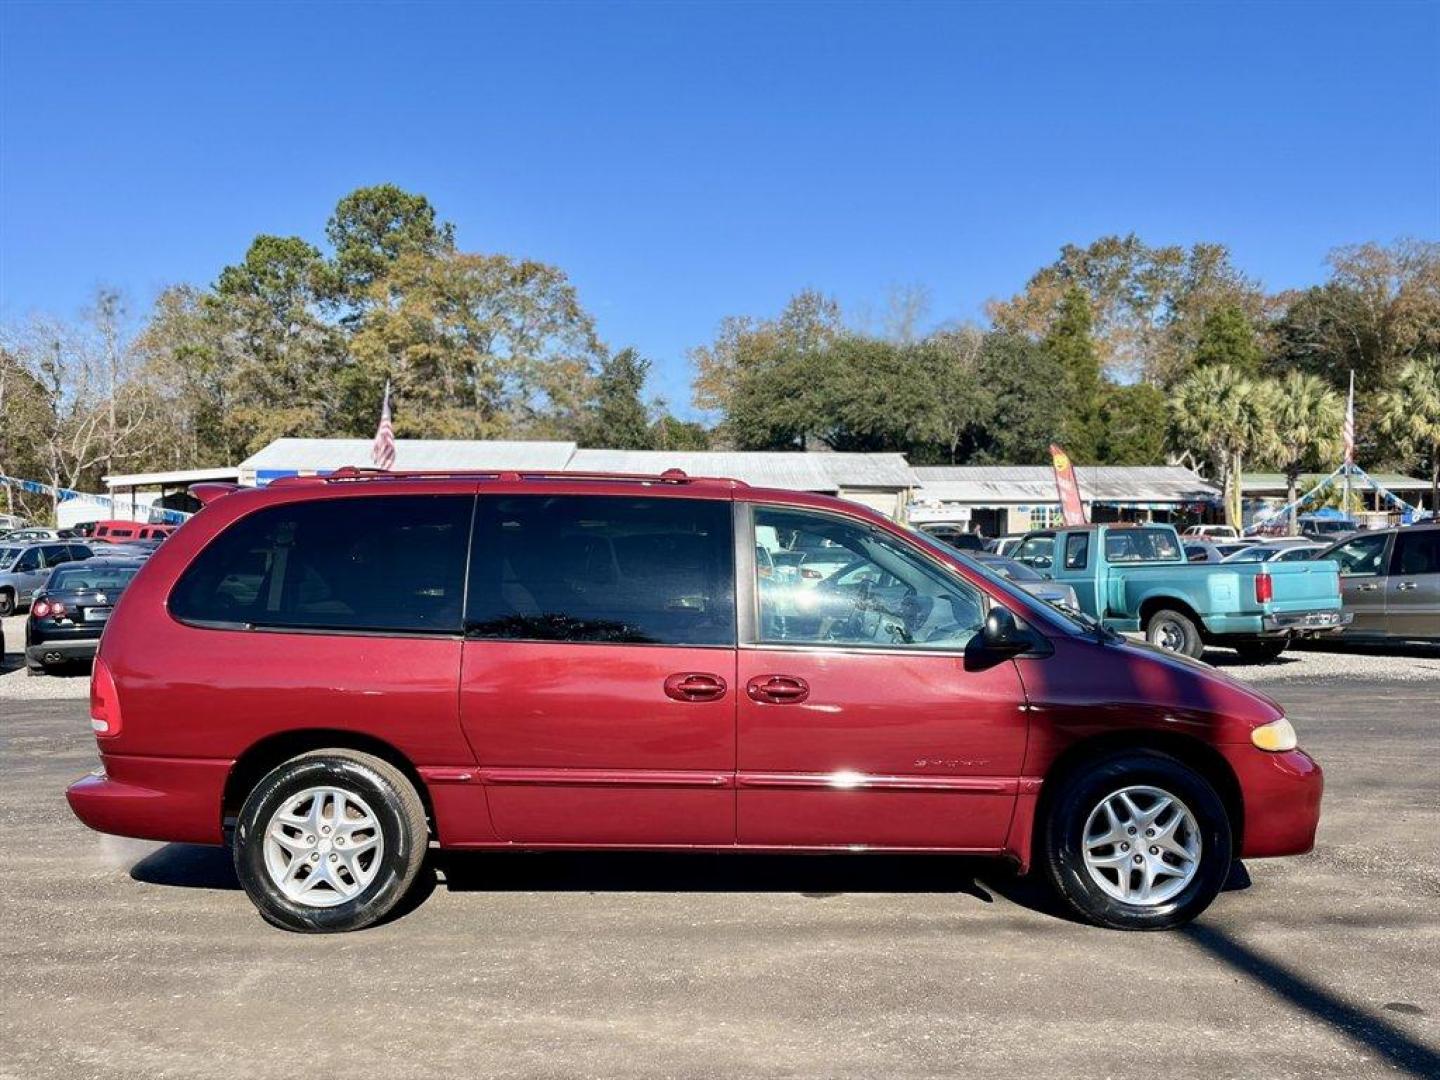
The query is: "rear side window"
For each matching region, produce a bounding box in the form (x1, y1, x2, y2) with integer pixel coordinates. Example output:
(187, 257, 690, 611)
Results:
(171, 495, 473, 633)
(1393, 531, 1439, 576)
(465, 495, 735, 646)
(1064, 533, 1089, 570)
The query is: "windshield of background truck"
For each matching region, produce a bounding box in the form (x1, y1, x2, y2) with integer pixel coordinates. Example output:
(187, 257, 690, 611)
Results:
(1104, 529, 1183, 563)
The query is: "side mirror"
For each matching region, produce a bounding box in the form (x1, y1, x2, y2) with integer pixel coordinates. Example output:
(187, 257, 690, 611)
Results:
(983, 606, 1024, 651)
(965, 605, 1041, 670)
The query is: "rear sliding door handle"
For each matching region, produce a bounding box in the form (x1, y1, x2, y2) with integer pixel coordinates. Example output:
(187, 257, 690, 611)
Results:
(664, 673, 728, 702)
(747, 675, 810, 704)
(1396, 582, 1418, 591)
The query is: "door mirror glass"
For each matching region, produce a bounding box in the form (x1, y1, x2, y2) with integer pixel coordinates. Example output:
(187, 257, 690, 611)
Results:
(982, 606, 1022, 650)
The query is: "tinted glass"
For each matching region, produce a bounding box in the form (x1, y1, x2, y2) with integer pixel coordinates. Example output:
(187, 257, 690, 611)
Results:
(755, 507, 984, 649)
(172, 495, 472, 633)
(465, 495, 734, 646)
(1331, 533, 1388, 575)
(0, 546, 20, 569)
(1064, 533, 1089, 570)
(49, 564, 140, 592)
(1393, 531, 1440, 575)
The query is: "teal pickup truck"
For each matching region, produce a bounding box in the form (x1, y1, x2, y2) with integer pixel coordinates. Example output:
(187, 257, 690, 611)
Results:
(1014, 524, 1350, 661)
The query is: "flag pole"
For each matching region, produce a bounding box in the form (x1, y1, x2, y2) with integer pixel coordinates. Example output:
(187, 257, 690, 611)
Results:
(1342, 370, 1354, 519)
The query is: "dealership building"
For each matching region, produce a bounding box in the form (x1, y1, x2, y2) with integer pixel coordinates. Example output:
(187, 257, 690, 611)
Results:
(909, 465, 1220, 537)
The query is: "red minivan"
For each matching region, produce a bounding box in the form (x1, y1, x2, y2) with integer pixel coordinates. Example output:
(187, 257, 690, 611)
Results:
(67, 469, 1322, 933)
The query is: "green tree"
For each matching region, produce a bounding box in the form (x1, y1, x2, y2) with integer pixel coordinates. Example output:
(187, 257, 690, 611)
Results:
(1170, 365, 1278, 527)
(1043, 287, 1103, 461)
(326, 184, 455, 301)
(580, 348, 653, 449)
(964, 333, 1068, 464)
(1376, 356, 1440, 516)
(651, 414, 711, 450)
(347, 249, 603, 440)
(1193, 304, 1263, 376)
(1098, 382, 1168, 465)
(1270, 372, 1343, 532)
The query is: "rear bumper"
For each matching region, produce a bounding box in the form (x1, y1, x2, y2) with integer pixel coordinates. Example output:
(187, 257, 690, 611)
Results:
(1261, 610, 1352, 634)
(66, 753, 231, 844)
(27, 639, 99, 664)
(1218, 745, 1323, 858)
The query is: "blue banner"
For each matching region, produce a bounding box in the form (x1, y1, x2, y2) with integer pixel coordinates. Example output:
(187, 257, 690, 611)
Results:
(0, 474, 190, 524)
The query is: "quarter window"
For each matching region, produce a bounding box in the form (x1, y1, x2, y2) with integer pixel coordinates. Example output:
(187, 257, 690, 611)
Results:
(171, 495, 473, 633)
(754, 507, 984, 650)
(464, 496, 735, 646)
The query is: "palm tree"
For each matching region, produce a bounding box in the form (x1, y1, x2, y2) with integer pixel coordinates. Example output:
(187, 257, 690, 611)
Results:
(1171, 365, 1279, 527)
(1376, 356, 1440, 517)
(1272, 372, 1343, 532)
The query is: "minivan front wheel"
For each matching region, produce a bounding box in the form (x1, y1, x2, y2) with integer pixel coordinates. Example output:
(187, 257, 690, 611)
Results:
(234, 749, 429, 932)
(1040, 751, 1232, 930)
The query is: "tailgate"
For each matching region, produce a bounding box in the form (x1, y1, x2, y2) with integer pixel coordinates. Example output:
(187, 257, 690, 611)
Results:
(1263, 559, 1342, 612)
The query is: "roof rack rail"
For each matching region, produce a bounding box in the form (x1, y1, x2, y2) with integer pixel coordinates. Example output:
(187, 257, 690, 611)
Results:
(270, 466, 747, 488)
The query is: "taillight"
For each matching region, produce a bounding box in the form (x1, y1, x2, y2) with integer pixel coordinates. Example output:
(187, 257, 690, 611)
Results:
(1255, 573, 1273, 604)
(801, 568, 822, 579)
(32, 600, 50, 618)
(90, 657, 122, 738)
(50, 600, 67, 617)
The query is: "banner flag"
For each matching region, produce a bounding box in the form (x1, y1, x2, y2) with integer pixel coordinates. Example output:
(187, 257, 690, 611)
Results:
(1049, 444, 1088, 526)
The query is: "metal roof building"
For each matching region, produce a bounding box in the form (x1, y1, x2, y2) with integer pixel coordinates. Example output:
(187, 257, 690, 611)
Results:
(235, 439, 918, 517)
(911, 465, 1219, 535)
(238, 438, 578, 486)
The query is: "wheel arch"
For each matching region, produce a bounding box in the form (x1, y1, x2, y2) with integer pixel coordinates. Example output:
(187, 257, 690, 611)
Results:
(1033, 730, 1245, 857)
(222, 729, 435, 835)
(1137, 594, 1205, 634)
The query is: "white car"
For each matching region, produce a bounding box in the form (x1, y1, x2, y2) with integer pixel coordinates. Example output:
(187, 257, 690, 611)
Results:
(1183, 525, 1239, 540)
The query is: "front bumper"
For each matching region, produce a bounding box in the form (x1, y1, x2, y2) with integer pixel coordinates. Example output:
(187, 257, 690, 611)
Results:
(66, 753, 231, 844)
(1218, 745, 1324, 858)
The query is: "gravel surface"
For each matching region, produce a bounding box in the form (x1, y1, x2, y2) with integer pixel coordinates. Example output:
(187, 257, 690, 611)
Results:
(3, 680, 1437, 1079)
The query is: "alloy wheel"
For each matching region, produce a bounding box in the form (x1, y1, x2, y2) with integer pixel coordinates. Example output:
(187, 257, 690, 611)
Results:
(262, 786, 385, 907)
(1081, 785, 1202, 906)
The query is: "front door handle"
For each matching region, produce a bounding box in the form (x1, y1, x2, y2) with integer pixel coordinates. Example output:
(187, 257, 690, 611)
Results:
(664, 672, 728, 702)
(1357, 583, 1380, 592)
(1396, 581, 1418, 591)
(747, 675, 810, 704)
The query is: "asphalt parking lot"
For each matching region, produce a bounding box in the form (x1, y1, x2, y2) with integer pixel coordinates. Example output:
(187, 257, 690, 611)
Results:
(1, 636, 1437, 1079)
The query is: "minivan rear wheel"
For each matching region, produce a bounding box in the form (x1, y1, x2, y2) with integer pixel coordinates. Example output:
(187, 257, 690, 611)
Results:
(1040, 750, 1232, 930)
(233, 749, 429, 933)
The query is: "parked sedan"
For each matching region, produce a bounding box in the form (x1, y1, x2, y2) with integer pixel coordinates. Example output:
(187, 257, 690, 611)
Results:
(0, 541, 94, 615)
(25, 558, 145, 674)
(1319, 524, 1440, 642)
(1183, 541, 1256, 563)
(1223, 543, 1329, 564)
(971, 553, 1081, 612)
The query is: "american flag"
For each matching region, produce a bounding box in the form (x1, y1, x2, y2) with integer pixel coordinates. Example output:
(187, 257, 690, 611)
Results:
(1342, 370, 1355, 465)
(372, 381, 396, 470)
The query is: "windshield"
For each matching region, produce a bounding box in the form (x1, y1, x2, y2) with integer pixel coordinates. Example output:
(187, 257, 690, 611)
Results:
(48, 565, 139, 592)
(1104, 528, 1183, 563)
(905, 527, 1090, 636)
(1222, 546, 1270, 563)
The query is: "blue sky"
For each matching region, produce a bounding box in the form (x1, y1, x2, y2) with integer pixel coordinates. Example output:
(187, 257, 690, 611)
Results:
(2, 1, 1437, 416)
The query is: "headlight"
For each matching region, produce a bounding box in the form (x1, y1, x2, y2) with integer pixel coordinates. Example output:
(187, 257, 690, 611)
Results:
(1251, 717, 1298, 752)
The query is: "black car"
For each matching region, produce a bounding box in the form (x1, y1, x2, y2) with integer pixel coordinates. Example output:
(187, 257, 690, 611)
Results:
(25, 558, 145, 675)
(917, 523, 985, 552)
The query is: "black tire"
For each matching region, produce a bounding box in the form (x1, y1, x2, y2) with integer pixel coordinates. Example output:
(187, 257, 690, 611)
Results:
(233, 749, 429, 933)
(26, 662, 47, 677)
(1040, 750, 1233, 930)
(1233, 640, 1287, 663)
(1145, 607, 1205, 659)
(0, 590, 14, 617)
